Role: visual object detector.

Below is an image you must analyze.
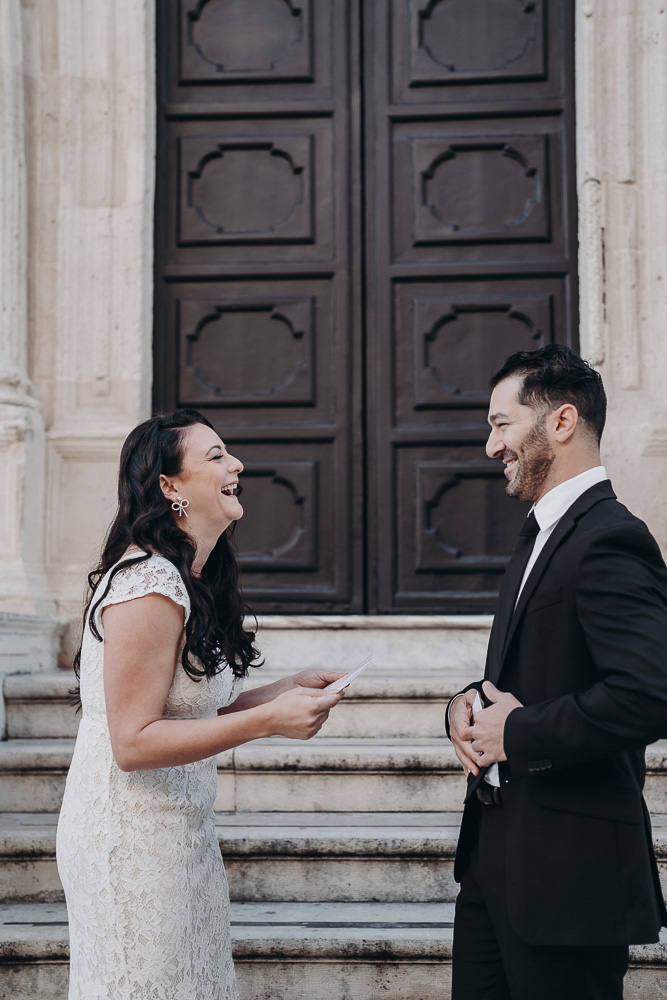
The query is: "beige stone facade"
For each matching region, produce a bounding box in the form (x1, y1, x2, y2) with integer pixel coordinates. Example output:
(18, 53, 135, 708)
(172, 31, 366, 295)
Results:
(1, 0, 665, 668)
(1, 0, 156, 664)
(577, 0, 667, 553)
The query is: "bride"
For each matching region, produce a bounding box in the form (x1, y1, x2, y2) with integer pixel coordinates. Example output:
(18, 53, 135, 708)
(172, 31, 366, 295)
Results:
(56, 409, 344, 999)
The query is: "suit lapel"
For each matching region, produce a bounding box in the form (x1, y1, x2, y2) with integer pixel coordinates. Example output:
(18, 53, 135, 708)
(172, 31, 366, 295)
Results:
(497, 513, 575, 672)
(488, 479, 616, 686)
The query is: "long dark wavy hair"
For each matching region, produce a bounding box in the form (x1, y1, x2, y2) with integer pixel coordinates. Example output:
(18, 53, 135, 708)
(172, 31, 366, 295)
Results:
(73, 409, 262, 687)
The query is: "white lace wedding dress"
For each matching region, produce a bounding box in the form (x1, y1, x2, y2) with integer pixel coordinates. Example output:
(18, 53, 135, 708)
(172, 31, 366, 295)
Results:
(56, 553, 242, 1000)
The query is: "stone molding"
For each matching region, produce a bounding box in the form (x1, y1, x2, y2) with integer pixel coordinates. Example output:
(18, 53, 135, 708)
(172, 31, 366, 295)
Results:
(254, 615, 493, 630)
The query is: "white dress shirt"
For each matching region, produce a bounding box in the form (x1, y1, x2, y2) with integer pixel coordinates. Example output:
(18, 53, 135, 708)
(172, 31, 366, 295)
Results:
(514, 465, 609, 606)
(482, 466, 609, 786)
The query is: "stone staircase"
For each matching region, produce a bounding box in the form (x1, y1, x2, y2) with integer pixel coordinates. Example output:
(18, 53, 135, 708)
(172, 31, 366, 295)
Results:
(1, 616, 667, 999)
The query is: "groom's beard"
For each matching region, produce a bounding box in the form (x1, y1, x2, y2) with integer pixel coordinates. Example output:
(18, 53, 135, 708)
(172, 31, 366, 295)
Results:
(504, 419, 555, 503)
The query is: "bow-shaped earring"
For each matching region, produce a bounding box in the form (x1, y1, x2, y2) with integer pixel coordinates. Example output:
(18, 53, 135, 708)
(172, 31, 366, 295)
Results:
(172, 496, 190, 517)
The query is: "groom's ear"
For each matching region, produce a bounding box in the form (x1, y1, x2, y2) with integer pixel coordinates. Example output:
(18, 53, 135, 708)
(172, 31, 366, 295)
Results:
(551, 403, 578, 444)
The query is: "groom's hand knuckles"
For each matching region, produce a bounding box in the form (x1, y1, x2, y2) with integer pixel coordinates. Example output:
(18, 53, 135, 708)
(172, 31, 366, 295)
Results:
(450, 708, 470, 742)
(452, 697, 471, 720)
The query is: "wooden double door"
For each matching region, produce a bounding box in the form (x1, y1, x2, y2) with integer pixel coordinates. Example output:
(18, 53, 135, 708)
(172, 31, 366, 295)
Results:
(154, 0, 578, 614)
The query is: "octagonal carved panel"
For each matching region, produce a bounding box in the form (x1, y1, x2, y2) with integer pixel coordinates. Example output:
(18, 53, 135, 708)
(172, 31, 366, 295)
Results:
(179, 135, 313, 245)
(412, 294, 551, 409)
(410, 0, 545, 87)
(415, 459, 522, 572)
(412, 135, 549, 245)
(178, 296, 315, 406)
(236, 459, 318, 570)
(180, 0, 313, 83)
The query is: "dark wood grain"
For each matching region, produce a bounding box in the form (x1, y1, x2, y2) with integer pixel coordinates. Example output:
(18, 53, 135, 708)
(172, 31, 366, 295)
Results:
(154, 0, 577, 614)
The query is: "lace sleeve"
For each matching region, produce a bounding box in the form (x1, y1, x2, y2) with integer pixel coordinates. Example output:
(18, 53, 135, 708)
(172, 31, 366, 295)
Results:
(93, 554, 191, 634)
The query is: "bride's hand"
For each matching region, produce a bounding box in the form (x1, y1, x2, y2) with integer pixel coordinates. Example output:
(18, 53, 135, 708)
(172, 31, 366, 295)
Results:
(290, 669, 348, 689)
(267, 686, 344, 740)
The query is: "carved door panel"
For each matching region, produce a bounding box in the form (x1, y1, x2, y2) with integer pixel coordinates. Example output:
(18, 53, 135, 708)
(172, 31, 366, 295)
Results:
(154, 0, 364, 613)
(364, 0, 578, 612)
(155, 0, 577, 614)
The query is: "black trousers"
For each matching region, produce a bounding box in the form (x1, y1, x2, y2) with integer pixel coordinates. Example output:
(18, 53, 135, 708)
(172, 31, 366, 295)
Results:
(451, 801, 629, 1000)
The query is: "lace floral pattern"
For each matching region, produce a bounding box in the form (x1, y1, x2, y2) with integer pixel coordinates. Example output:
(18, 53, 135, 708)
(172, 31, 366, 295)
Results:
(56, 554, 242, 1000)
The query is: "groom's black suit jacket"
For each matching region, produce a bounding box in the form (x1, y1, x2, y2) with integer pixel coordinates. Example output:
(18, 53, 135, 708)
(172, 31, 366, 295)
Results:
(447, 480, 667, 947)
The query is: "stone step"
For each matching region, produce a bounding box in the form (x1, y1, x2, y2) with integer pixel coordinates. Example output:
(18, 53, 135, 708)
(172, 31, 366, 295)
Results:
(2, 615, 490, 741)
(247, 614, 491, 675)
(0, 615, 65, 740)
(2, 737, 667, 815)
(4, 668, 472, 741)
(2, 902, 667, 1000)
(0, 811, 460, 905)
(2, 811, 667, 908)
(0, 737, 468, 814)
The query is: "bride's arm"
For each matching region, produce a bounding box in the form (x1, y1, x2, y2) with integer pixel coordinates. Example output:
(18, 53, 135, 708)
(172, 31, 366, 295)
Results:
(102, 594, 342, 772)
(218, 669, 347, 715)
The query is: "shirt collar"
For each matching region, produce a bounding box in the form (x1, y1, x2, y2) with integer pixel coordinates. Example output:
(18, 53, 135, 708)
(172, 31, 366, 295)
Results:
(531, 466, 608, 532)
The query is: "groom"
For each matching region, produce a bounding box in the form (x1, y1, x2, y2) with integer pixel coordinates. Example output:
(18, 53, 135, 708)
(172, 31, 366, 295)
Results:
(446, 345, 667, 1000)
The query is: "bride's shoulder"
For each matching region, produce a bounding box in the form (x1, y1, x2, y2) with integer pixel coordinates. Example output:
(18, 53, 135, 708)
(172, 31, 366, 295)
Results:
(121, 549, 185, 583)
(96, 550, 190, 624)
(105, 549, 184, 593)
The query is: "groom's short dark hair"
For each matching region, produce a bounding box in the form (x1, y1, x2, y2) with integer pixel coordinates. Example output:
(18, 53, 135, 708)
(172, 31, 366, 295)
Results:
(490, 344, 607, 443)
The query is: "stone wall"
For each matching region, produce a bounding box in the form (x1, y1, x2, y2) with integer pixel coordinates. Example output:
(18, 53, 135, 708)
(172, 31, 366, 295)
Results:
(21, 0, 156, 662)
(0, 1, 665, 666)
(577, 0, 667, 550)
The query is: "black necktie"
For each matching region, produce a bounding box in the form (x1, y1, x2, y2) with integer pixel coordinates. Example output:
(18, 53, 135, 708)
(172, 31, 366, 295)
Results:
(490, 511, 541, 660)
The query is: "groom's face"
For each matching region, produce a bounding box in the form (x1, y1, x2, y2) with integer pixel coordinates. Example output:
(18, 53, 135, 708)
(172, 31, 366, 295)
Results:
(486, 375, 555, 503)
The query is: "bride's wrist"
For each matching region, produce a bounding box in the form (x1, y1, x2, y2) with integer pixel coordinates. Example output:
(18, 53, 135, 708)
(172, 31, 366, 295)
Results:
(265, 676, 294, 698)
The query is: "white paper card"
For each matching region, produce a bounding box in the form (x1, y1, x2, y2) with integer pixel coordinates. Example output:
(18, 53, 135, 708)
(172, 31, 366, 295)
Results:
(323, 654, 374, 693)
(472, 691, 484, 717)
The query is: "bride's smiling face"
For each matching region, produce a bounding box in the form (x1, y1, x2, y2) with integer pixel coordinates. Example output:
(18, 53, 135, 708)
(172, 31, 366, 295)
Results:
(162, 422, 244, 532)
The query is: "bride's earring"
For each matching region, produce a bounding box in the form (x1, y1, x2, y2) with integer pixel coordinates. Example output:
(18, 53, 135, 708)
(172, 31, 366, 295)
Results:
(172, 496, 190, 517)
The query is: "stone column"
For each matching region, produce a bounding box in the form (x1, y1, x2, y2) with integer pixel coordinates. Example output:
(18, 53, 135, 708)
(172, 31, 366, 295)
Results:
(0, 0, 53, 618)
(0, 0, 62, 732)
(21, 0, 156, 661)
(577, 0, 667, 552)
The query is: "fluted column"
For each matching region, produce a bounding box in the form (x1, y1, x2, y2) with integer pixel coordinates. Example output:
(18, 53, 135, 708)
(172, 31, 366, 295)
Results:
(576, 0, 667, 552)
(30, 0, 155, 653)
(0, 0, 53, 616)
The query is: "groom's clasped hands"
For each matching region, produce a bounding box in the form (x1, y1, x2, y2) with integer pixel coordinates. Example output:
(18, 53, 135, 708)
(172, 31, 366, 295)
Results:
(450, 681, 523, 778)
